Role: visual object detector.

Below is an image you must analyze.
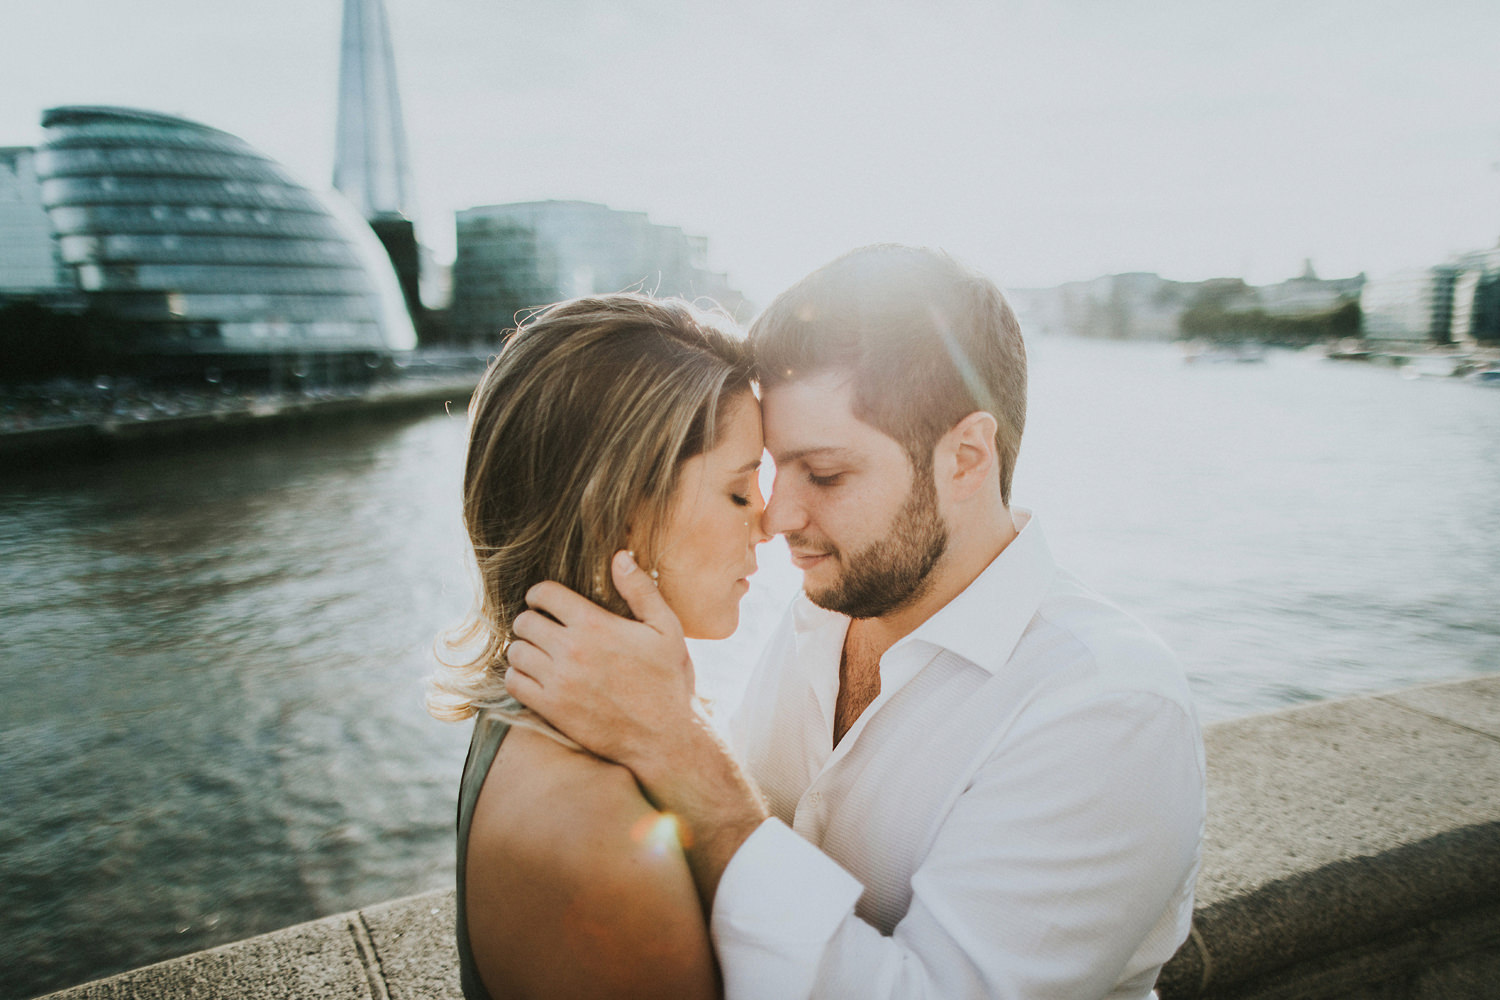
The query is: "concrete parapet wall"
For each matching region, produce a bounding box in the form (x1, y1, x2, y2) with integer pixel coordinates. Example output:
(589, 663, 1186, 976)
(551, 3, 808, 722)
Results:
(1158, 676, 1500, 998)
(41, 676, 1500, 1000)
(40, 893, 463, 1000)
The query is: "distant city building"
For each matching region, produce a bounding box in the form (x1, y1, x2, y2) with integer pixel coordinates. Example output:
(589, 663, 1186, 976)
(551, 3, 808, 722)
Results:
(32, 105, 415, 370)
(1259, 260, 1365, 318)
(333, 0, 415, 224)
(1007, 272, 1193, 341)
(333, 0, 425, 319)
(1359, 265, 1459, 344)
(449, 200, 747, 344)
(1446, 246, 1500, 347)
(0, 147, 69, 293)
(1361, 246, 1500, 347)
(1009, 266, 1363, 343)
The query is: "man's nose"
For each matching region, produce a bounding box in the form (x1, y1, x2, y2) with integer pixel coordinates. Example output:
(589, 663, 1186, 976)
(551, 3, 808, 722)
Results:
(749, 481, 772, 545)
(761, 474, 803, 538)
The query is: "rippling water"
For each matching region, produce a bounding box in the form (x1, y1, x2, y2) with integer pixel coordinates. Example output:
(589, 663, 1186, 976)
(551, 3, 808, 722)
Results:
(1, 339, 1497, 997)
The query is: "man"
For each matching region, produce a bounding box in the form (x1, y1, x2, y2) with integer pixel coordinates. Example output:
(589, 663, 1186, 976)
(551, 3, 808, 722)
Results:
(507, 245, 1205, 999)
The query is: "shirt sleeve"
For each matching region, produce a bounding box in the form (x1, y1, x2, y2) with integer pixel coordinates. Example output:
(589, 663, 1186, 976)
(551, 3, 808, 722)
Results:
(711, 818, 866, 999)
(710, 693, 1204, 1000)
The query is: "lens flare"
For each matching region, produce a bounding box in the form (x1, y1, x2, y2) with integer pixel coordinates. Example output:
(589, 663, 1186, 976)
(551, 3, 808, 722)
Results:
(629, 812, 685, 858)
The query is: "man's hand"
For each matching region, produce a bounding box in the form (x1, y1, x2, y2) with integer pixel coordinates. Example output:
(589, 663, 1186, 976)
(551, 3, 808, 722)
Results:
(507, 549, 697, 774)
(507, 549, 770, 911)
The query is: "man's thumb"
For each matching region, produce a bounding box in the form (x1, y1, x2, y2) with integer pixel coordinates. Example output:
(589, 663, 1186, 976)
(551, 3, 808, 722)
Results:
(613, 550, 679, 632)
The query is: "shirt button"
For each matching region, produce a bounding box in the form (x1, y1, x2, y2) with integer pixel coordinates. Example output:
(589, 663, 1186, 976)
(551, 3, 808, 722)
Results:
(807, 792, 822, 805)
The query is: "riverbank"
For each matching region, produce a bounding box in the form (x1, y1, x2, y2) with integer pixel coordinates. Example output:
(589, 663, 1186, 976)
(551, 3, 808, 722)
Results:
(0, 370, 481, 468)
(39, 674, 1500, 999)
(1321, 340, 1500, 380)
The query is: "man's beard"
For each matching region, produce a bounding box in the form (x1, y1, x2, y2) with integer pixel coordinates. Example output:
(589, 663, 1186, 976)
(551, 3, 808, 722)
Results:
(797, 469, 948, 620)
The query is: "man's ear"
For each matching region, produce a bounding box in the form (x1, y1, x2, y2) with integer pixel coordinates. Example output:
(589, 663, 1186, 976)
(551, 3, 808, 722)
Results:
(936, 411, 999, 502)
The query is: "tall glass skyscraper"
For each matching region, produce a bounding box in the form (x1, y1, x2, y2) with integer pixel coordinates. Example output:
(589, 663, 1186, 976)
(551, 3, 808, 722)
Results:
(333, 0, 424, 321)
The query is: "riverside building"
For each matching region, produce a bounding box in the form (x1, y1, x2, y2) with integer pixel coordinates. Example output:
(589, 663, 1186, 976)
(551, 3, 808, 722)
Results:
(1359, 265, 1459, 345)
(1359, 245, 1500, 348)
(448, 199, 747, 345)
(20, 105, 415, 377)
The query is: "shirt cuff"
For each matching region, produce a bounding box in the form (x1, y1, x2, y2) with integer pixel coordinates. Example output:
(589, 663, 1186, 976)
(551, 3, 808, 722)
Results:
(711, 817, 865, 1000)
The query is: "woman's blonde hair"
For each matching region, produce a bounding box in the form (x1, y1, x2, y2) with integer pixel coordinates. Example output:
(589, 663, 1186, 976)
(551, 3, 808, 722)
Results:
(427, 293, 754, 738)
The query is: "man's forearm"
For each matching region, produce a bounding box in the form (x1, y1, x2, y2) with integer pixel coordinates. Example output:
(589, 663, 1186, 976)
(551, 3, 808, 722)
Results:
(631, 711, 769, 914)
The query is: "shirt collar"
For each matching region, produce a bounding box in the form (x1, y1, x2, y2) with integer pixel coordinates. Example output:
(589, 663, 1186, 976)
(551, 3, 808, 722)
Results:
(789, 508, 1058, 675)
(901, 508, 1057, 673)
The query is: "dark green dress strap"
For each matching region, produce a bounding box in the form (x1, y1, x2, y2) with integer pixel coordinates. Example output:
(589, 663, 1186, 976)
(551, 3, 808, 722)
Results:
(456, 710, 512, 1000)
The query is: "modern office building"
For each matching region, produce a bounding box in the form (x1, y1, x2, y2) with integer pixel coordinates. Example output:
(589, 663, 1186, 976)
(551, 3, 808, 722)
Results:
(1359, 265, 1460, 344)
(449, 199, 747, 344)
(1447, 246, 1500, 347)
(32, 105, 415, 372)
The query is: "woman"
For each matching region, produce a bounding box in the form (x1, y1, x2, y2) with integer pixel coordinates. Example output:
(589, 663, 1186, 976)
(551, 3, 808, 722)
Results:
(428, 293, 768, 1000)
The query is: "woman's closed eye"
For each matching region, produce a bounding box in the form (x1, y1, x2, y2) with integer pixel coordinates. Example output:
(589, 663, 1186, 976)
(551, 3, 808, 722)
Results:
(807, 471, 844, 487)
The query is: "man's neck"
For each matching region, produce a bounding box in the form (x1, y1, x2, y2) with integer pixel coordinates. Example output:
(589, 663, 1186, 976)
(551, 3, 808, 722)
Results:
(833, 510, 1017, 747)
(850, 506, 1019, 660)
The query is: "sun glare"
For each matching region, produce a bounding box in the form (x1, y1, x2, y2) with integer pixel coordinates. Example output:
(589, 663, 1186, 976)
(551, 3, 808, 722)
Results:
(630, 812, 687, 858)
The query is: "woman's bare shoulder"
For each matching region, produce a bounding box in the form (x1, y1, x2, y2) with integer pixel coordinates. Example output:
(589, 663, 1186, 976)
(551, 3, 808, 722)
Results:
(465, 726, 717, 1000)
(485, 726, 653, 836)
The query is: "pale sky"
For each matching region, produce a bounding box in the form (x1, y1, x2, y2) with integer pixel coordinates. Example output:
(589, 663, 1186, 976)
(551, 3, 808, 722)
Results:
(3, 0, 1497, 305)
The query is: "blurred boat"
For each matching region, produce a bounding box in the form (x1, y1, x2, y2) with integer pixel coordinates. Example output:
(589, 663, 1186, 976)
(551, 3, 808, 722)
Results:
(1401, 355, 1465, 379)
(1470, 366, 1500, 386)
(1180, 340, 1267, 364)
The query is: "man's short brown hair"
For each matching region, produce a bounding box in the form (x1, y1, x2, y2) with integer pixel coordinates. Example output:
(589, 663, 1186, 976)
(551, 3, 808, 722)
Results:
(749, 244, 1027, 504)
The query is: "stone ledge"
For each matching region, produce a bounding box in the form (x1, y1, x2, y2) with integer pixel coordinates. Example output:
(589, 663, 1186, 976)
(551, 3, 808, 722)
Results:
(1159, 674, 1500, 998)
(40, 675, 1500, 1000)
(40, 910, 382, 1000)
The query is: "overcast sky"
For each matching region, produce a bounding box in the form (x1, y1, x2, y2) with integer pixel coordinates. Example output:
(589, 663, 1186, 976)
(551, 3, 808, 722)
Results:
(3, 0, 1497, 305)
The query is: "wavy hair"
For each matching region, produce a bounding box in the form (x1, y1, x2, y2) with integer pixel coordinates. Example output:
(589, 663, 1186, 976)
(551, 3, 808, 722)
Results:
(427, 294, 753, 741)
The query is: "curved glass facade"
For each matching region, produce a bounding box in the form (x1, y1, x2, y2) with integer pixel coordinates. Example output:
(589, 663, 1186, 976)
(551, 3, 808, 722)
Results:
(35, 106, 415, 358)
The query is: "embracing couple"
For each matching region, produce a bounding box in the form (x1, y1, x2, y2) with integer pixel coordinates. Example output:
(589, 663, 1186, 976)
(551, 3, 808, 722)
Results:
(429, 245, 1206, 1000)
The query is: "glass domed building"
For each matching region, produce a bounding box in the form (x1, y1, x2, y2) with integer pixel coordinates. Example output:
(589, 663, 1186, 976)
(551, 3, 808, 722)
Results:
(34, 106, 415, 372)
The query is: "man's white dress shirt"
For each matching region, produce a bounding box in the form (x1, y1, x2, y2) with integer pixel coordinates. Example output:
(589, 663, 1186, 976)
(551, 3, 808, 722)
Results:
(712, 512, 1205, 1000)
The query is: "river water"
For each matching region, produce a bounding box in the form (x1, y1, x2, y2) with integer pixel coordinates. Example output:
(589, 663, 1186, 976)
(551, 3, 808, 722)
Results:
(2, 338, 1498, 997)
